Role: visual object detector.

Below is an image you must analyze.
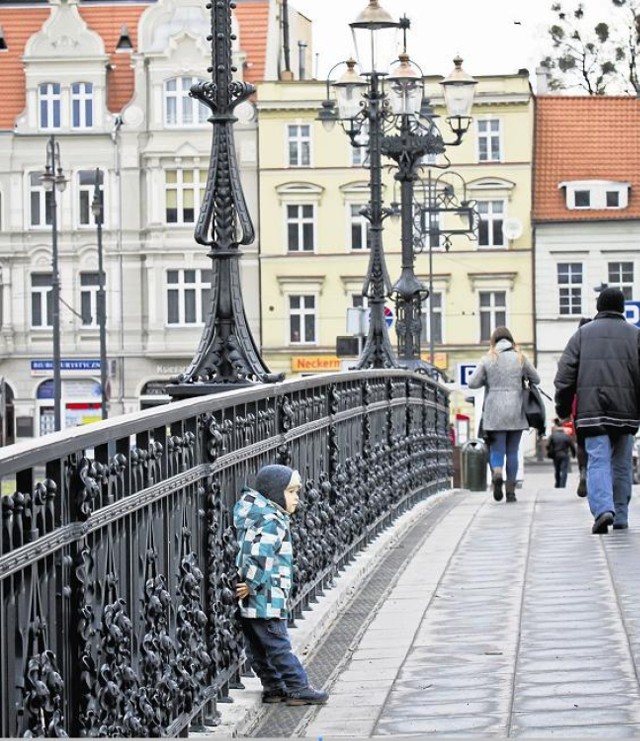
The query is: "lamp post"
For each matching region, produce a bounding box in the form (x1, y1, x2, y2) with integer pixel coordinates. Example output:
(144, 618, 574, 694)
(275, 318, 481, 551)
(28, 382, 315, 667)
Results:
(413, 170, 479, 365)
(40, 136, 67, 432)
(321, 1, 477, 372)
(167, 0, 283, 397)
(91, 169, 108, 420)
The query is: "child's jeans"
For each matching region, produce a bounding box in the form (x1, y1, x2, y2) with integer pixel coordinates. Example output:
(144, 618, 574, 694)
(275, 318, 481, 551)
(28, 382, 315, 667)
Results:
(240, 617, 309, 692)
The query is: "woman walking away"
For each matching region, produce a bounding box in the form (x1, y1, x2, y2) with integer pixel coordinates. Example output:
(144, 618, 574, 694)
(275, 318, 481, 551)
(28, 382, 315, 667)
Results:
(468, 327, 540, 502)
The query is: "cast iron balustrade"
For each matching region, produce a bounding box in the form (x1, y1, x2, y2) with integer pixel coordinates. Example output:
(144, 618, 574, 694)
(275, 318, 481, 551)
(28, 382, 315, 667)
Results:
(0, 370, 451, 736)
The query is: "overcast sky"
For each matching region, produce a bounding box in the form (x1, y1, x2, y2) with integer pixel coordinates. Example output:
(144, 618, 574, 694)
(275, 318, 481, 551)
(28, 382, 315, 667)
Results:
(290, 0, 614, 85)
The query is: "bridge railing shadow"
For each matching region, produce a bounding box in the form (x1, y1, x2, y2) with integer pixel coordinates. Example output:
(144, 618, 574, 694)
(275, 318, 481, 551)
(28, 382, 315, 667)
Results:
(0, 369, 451, 737)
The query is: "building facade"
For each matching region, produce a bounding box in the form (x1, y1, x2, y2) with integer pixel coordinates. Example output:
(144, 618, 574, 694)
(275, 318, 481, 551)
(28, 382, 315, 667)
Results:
(0, 0, 311, 442)
(533, 96, 640, 419)
(256, 71, 536, 438)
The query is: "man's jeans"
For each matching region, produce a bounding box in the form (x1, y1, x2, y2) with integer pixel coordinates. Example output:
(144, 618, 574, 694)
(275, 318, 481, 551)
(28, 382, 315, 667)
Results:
(240, 617, 308, 692)
(585, 434, 633, 526)
(553, 453, 570, 488)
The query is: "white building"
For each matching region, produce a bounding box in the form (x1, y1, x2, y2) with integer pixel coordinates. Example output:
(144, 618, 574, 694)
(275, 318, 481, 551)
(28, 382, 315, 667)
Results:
(0, 0, 311, 442)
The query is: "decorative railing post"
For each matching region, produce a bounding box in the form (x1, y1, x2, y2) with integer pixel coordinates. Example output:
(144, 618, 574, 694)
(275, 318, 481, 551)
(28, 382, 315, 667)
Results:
(168, 0, 283, 398)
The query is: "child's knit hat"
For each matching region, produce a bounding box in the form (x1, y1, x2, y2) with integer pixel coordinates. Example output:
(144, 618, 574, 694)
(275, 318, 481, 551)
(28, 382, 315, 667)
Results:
(254, 464, 294, 511)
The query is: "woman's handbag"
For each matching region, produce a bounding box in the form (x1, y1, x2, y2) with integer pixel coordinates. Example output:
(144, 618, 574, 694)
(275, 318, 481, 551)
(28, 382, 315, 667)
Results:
(522, 379, 547, 435)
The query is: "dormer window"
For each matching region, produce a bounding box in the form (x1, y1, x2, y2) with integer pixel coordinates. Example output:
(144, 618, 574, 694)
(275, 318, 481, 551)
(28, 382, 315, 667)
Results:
(560, 180, 630, 210)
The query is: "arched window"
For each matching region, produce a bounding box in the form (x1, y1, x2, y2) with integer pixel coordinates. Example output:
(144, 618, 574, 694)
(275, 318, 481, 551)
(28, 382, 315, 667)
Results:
(164, 77, 208, 127)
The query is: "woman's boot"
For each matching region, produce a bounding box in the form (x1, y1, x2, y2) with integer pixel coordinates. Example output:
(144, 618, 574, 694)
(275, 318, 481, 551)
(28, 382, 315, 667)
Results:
(505, 480, 517, 503)
(492, 468, 504, 502)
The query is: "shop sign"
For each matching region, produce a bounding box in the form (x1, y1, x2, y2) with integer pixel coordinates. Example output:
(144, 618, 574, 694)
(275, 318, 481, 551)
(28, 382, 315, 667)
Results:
(291, 356, 341, 373)
(31, 359, 102, 376)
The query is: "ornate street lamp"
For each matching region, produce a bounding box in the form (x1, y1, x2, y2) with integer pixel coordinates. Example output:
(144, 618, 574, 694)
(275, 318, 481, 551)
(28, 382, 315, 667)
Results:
(321, 3, 402, 370)
(321, 1, 477, 373)
(412, 170, 479, 365)
(91, 169, 108, 420)
(40, 136, 67, 431)
(168, 0, 283, 397)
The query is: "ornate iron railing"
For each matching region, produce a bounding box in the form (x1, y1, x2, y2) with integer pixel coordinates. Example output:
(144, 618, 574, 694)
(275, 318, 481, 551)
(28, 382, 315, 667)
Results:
(0, 370, 451, 737)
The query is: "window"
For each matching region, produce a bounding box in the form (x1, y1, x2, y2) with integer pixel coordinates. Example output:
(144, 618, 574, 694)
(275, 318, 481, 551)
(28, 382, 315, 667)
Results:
(350, 204, 369, 250)
(574, 190, 590, 208)
(78, 170, 103, 226)
(421, 292, 443, 345)
(606, 191, 620, 208)
(351, 121, 369, 166)
(71, 82, 93, 129)
(289, 295, 316, 344)
(557, 263, 583, 315)
(287, 124, 311, 167)
(477, 201, 504, 247)
(29, 173, 53, 227)
(166, 269, 212, 325)
(39, 83, 61, 129)
(477, 119, 501, 162)
(608, 262, 634, 300)
(165, 169, 207, 224)
(164, 77, 208, 126)
(80, 272, 104, 326)
(286, 204, 314, 252)
(561, 180, 630, 210)
(479, 291, 506, 341)
(31, 273, 53, 327)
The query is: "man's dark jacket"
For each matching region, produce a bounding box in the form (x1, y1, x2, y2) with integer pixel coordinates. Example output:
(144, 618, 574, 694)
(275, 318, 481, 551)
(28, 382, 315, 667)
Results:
(554, 310, 640, 438)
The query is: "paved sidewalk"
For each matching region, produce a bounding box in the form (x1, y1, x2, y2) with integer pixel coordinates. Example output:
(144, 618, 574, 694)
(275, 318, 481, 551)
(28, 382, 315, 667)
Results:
(301, 466, 640, 738)
(204, 464, 640, 738)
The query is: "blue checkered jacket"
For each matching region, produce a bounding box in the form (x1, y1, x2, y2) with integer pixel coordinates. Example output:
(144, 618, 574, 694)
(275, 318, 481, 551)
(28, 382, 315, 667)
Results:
(233, 487, 293, 619)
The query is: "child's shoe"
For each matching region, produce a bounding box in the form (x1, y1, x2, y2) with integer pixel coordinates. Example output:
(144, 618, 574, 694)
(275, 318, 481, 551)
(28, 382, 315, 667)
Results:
(286, 686, 329, 706)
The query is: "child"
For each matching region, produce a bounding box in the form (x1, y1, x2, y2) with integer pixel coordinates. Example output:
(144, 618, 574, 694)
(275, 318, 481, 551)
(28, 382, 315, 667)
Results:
(233, 463, 329, 706)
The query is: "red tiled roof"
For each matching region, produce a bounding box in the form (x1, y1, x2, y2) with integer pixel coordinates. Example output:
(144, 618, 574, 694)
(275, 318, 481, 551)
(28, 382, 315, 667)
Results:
(234, 0, 269, 85)
(0, 0, 270, 131)
(533, 96, 640, 222)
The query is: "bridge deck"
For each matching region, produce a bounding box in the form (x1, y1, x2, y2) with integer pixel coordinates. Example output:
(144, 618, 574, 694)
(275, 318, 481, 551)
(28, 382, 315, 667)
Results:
(208, 464, 640, 738)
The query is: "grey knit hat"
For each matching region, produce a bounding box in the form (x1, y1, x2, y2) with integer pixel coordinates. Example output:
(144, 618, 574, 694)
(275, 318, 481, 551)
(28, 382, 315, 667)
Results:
(254, 464, 294, 511)
(597, 287, 625, 314)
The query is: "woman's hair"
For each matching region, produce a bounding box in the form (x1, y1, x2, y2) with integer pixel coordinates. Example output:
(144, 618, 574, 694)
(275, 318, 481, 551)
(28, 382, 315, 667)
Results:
(490, 326, 514, 347)
(488, 326, 523, 364)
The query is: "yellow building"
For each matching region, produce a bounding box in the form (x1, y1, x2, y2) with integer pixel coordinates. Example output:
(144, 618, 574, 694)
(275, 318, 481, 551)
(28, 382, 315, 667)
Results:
(255, 72, 534, 395)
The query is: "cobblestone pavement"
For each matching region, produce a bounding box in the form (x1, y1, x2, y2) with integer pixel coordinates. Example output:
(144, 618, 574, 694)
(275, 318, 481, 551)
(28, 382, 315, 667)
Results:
(299, 466, 640, 738)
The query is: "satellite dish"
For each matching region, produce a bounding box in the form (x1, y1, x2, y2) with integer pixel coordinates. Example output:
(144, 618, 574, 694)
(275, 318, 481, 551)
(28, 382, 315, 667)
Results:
(502, 217, 523, 241)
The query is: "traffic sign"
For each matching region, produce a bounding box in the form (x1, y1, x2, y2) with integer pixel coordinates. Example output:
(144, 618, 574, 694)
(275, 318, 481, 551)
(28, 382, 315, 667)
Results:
(457, 363, 478, 388)
(625, 301, 640, 327)
(384, 306, 394, 328)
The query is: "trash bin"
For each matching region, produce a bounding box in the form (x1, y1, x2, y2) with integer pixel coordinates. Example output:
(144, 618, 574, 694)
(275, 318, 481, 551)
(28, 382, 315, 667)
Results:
(461, 439, 489, 491)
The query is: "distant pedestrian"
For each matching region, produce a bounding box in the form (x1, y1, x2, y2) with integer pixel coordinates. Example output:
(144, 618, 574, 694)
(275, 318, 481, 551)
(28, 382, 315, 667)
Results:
(547, 419, 576, 488)
(468, 327, 540, 503)
(555, 288, 640, 534)
(233, 464, 329, 706)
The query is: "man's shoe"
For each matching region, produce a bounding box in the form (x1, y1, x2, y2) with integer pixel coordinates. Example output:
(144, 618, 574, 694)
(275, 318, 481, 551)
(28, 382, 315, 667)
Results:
(576, 477, 587, 498)
(613, 523, 629, 530)
(592, 511, 614, 535)
(286, 686, 329, 706)
(262, 688, 288, 704)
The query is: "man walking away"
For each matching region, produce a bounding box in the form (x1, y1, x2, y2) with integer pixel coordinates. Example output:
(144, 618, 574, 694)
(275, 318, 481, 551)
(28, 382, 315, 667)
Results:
(554, 288, 640, 534)
(548, 419, 576, 488)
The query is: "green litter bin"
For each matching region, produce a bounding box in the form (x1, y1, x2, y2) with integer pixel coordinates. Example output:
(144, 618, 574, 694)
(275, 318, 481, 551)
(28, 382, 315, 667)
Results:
(461, 439, 489, 491)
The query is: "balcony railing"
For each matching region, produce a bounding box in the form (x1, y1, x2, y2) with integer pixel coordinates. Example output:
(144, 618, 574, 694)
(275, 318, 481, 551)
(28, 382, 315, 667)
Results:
(0, 369, 451, 736)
